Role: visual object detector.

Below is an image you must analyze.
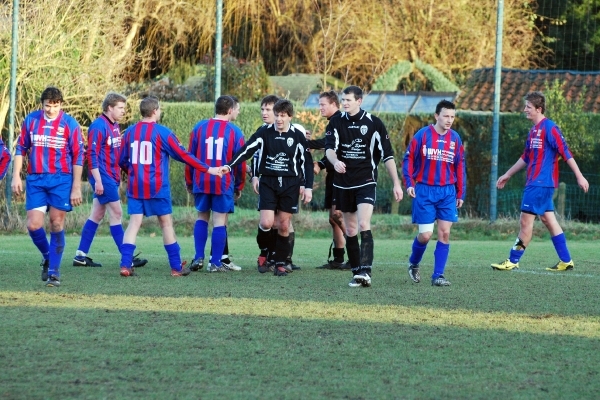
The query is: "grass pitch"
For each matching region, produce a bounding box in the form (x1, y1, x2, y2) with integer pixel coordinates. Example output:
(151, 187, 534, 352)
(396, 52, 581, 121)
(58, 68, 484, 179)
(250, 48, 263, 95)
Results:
(1, 234, 599, 399)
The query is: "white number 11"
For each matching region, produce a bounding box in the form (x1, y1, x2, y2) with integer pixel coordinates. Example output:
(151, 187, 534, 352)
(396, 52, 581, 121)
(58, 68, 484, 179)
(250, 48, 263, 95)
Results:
(205, 137, 224, 160)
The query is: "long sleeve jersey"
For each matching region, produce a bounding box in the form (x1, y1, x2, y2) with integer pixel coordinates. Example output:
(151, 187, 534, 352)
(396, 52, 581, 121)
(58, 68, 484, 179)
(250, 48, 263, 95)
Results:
(325, 109, 395, 189)
(521, 118, 573, 188)
(87, 114, 122, 184)
(402, 125, 466, 200)
(307, 110, 341, 173)
(228, 123, 314, 189)
(16, 110, 84, 174)
(119, 121, 209, 199)
(185, 118, 246, 195)
(0, 138, 11, 180)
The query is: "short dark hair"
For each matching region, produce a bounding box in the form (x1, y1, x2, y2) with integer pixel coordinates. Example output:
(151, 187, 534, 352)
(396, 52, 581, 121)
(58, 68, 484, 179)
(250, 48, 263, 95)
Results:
(273, 99, 294, 117)
(40, 87, 63, 104)
(215, 95, 235, 116)
(342, 86, 363, 100)
(435, 100, 456, 115)
(140, 96, 160, 118)
(525, 91, 546, 114)
(261, 94, 280, 107)
(319, 90, 340, 107)
(102, 92, 127, 112)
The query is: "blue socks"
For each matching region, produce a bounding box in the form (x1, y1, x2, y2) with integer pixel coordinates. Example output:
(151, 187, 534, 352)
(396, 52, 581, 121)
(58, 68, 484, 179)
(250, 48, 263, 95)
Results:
(77, 220, 99, 255)
(409, 236, 428, 265)
(432, 242, 450, 279)
(110, 224, 125, 252)
(194, 220, 209, 260)
(210, 226, 227, 266)
(165, 242, 182, 270)
(551, 233, 571, 262)
(120, 243, 136, 268)
(28, 227, 49, 261)
(49, 231, 65, 277)
(509, 237, 526, 264)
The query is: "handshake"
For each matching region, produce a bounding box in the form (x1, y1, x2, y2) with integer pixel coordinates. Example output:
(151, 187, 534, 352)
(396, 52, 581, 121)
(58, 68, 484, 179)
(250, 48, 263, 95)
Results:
(205, 165, 233, 178)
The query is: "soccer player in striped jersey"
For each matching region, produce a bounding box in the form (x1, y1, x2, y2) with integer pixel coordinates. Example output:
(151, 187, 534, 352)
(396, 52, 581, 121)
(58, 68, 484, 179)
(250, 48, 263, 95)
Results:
(403, 100, 465, 287)
(326, 86, 403, 288)
(0, 137, 10, 181)
(12, 87, 85, 287)
(185, 95, 246, 272)
(222, 99, 313, 277)
(491, 91, 589, 272)
(118, 96, 222, 277)
(73, 93, 147, 269)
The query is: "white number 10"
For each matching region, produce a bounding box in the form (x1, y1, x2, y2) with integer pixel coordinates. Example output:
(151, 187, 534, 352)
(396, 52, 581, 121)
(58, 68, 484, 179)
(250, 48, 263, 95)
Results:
(131, 140, 152, 165)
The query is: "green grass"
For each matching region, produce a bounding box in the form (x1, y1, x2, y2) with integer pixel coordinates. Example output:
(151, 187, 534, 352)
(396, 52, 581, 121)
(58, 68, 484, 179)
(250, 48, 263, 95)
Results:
(1, 235, 600, 399)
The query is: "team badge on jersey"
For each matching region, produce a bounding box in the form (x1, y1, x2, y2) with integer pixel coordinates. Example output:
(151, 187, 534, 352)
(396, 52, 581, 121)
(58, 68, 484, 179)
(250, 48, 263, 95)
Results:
(422, 145, 427, 156)
(287, 137, 294, 147)
(57, 127, 65, 135)
(450, 141, 455, 150)
(360, 125, 368, 135)
(107, 136, 112, 145)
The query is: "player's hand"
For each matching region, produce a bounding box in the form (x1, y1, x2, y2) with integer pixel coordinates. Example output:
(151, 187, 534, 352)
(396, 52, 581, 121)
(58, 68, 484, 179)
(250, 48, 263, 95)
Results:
(299, 186, 312, 204)
(234, 189, 242, 200)
(208, 166, 223, 177)
(70, 186, 82, 207)
(456, 199, 464, 208)
(305, 130, 312, 140)
(407, 187, 416, 198)
(393, 184, 403, 202)
(334, 160, 346, 174)
(252, 177, 259, 194)
(496, 174, 510, 189)
(313, 162, 321, 175)
(94, 180, 104, 196)
(11, 176, 22, 196)
(577, 176, 589, 193)
(219, 165, 231, 176)
(186, 184, 193, 194)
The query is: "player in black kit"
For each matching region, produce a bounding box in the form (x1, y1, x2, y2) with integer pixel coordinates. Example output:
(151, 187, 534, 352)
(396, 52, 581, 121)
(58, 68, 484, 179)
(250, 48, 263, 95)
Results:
(325, 86, 403, 288)
(222, 99, 313, 277)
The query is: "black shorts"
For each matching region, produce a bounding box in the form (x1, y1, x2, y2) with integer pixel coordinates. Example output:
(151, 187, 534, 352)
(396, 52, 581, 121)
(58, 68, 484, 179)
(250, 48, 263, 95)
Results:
(258, 176, 301, 214)
(334, 184, 376, 213)
(324, 171, 334, 209)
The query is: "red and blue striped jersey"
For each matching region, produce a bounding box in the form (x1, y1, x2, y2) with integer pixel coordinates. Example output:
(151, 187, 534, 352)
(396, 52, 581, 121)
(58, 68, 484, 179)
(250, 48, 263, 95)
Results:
(185, 118, 246, 195)
(0, 138, 10, 180)
(521, 118, 572, 188)
(119, 121, 209, 199)
(87, 114, 122, 184)
(16, 110, 84, 174)
(403, 125, 466, 200)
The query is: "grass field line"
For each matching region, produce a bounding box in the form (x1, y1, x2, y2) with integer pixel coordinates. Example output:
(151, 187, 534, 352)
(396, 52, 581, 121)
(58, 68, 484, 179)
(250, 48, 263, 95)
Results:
(512, 269, 598, 278)
(1, 290, 599, 338)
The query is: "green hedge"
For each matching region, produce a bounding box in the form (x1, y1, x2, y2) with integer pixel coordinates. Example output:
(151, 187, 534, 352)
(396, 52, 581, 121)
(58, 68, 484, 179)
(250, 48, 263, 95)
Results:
(122, 102, 600, 220)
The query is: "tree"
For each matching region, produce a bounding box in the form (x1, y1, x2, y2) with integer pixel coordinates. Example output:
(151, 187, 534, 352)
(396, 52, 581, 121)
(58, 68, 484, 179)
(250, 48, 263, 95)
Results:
(0, 0, 146, 145)
(535, 0, 600, 71)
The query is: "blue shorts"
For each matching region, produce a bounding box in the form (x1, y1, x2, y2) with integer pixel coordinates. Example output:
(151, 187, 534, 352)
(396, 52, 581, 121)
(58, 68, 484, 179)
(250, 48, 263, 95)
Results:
(412, 183, 458, 224)
(127, 197, 172, 217)
(194, 193, 234, 213)
(521, 186, 555, 215)
(26, 173, 73, 211)
(90, 176, 120, 205)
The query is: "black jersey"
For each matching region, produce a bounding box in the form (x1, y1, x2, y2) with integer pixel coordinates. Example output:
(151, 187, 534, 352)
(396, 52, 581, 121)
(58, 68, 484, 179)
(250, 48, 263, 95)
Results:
(325, 109, 395, 189)
(307, 110, 341, 173)
(228, 123, 314, 189)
